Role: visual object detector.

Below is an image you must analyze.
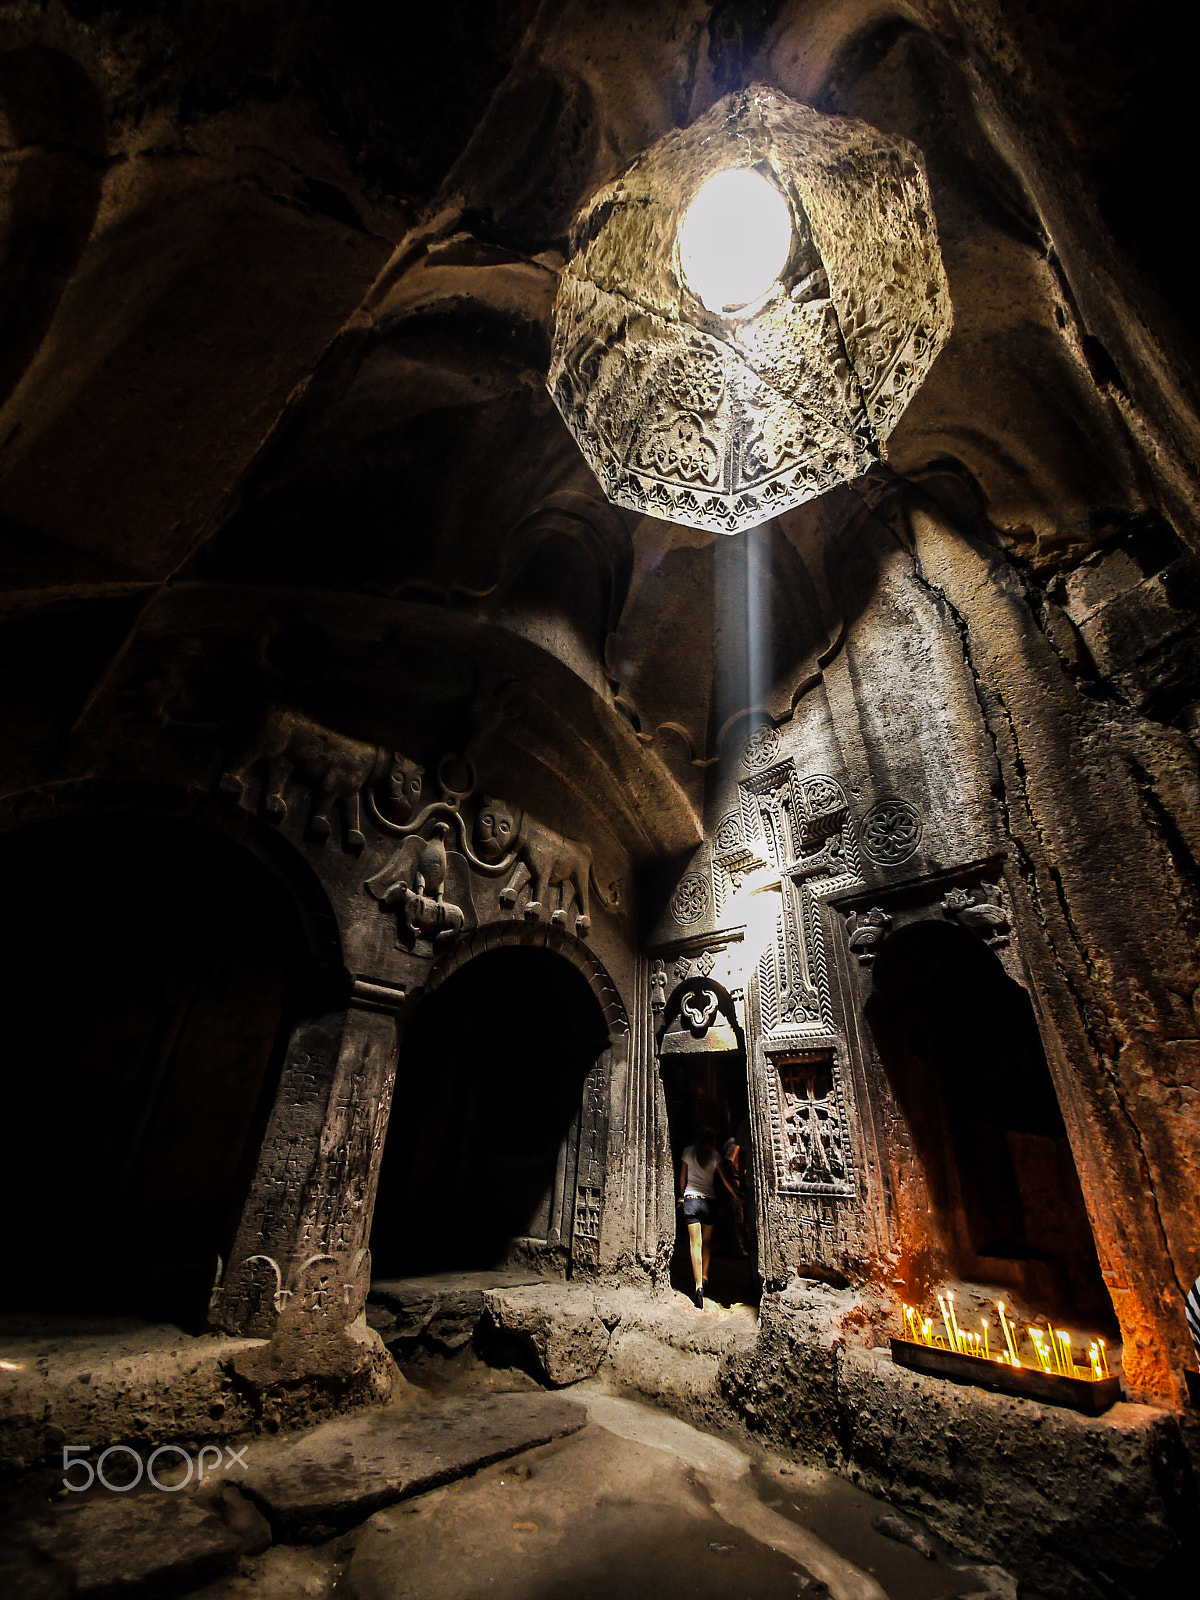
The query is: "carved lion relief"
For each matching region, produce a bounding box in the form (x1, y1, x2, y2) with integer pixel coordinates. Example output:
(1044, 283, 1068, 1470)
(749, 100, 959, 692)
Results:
(473, 797, 620, 937)
(363, 770, 621, 953)
(220, 704, 420, 852)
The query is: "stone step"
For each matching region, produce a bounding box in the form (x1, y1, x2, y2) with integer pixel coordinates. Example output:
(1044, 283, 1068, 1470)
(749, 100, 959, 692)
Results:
(239, 1388, 586, 1541)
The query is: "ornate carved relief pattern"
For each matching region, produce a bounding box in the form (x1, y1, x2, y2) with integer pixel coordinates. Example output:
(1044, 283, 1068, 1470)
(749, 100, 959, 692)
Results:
(765, 1052, 855, 1198)
(572, 1061, 609, 1259)
(859, 797, 922, 865)
(742, 725, 781, 771)
(732, 761, 862, 1197)
(941, 884, 1010, 945)
(670, 874, 708, 926)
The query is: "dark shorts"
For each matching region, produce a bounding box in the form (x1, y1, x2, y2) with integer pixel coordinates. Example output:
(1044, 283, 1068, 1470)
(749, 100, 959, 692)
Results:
(681, 1194, 716, 1225)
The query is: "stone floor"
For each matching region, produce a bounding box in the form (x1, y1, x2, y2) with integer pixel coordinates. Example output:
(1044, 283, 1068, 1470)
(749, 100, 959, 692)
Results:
(1, 1359, 1008, 1600)
(3, 1275, 1195, 1599)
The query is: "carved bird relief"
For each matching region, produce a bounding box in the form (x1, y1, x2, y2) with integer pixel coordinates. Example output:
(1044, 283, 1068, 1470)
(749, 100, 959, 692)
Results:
(941, 886, 1010, 945)
(847, 906, 892, 965)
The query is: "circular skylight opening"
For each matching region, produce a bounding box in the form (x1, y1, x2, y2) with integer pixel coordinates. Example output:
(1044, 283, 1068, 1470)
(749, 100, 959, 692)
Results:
(678, 167, 793, 314)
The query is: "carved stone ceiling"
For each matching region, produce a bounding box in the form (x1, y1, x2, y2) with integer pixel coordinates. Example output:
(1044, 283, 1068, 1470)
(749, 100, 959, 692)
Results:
(1, 1, 1196, 840)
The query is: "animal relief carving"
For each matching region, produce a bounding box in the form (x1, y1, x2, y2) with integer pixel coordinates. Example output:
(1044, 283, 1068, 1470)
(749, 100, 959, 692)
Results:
(366, 822, 469, 951)
(941, 885, 1010, 945)
(847, 906, 892, 966)
(220, 705, 423, 851)
(473, 797, 620, 938)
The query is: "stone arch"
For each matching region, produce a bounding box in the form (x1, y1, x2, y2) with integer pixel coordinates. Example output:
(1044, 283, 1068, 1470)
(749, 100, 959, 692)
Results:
(371, 920, 626, 1276)
(418, 918, 628, 1038)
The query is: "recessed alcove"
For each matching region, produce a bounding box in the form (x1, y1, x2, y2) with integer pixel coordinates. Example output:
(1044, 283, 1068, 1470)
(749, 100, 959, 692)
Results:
(864, 920, 1115, 1330)
(0, 813, 311, 1327)
(370, 945, 609, 1277)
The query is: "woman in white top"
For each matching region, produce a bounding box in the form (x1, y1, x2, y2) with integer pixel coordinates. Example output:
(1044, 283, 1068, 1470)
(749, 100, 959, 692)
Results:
(678, 1126, 741, 1309)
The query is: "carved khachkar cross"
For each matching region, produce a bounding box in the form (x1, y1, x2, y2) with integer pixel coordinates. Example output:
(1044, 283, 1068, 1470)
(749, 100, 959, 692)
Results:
(780, 1064, 847, 1186)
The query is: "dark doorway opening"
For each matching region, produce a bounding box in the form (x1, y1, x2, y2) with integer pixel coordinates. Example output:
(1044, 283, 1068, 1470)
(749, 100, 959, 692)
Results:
(866, 920, 1114, 1328)
(659, 1042, 760, 1308)
(1, 813, 312, 1327)
(370, 946, 608, 1277)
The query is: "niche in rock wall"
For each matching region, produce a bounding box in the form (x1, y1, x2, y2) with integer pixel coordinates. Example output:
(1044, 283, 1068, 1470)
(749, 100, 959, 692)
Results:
(865, 920, 1114, 1328)
(370, 946, 609, 1277)
(0, 813, 315, 1327)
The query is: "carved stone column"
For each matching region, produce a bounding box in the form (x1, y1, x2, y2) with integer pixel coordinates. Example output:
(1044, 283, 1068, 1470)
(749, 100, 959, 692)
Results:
(208, 1002, 398, 1338)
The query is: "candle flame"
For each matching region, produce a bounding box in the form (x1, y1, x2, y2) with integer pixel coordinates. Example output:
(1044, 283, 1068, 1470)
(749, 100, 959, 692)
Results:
(899, 1294, 1114, 1381)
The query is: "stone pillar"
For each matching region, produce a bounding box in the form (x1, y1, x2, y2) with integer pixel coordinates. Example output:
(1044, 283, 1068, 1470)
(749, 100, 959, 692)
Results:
(208, 1001, 398, 1338)
(606, 955, 675, 1281)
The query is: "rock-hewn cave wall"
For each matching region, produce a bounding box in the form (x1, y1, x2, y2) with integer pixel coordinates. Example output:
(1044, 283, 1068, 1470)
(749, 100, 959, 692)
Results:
(1, 1, 1199, 1410)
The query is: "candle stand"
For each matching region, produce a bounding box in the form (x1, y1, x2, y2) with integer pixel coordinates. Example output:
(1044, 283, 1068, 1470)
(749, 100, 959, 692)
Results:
(891, 1294, 1123, 1416)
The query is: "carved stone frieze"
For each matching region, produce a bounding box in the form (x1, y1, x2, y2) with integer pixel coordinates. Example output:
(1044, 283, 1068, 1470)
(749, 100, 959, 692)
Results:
(742, 724, 781, 771)
(715, 811, 743, 850)
(362, 766, 622, 953)
(846, 906, 892, 966)
(472, 796, 620, 937)
(365, 822, 469, 952)
(680, 984, 720, 1034)
(649, 958, 668, 1014)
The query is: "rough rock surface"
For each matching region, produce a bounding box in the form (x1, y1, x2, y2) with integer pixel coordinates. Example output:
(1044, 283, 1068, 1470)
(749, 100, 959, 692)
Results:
(482, 1283, 759, 1400)
(0, 1319, 263, 1472)
(238, 1388, 586, 1541)
(369, 1271, 543, 1355)
(11, 1486, 267, 1598)
(0, 1315, 397, 1471)
(483, 1283, 613, 1386)
(722, 1292, 1199, 1600)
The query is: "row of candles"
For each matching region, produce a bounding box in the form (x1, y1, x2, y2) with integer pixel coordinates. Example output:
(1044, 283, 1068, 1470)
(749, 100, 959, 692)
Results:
(901, 1291, 1111, 1383)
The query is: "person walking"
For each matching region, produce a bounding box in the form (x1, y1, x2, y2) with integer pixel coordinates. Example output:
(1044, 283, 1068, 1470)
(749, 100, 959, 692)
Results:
(679, 1126, 741, 1308)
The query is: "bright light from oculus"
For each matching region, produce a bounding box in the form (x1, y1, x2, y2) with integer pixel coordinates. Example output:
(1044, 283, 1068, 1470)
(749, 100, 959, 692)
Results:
(678, 167, 793, 313)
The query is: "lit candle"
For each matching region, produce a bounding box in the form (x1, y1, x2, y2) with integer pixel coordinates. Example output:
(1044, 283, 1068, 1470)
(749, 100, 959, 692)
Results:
(937, 1293, 956, 1353)
(923, 1317, 933, 1347)
(997, 1302, 1019, 1366)
(1032, 1329, 1052, 1373)
(947, 1292, 964, 1355)
(982, 1319, 990, 1361)
(1098, 1339, 1109, 1378)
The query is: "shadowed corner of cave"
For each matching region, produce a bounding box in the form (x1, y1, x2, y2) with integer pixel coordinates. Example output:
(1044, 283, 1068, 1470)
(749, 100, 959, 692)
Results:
(864, 920, 1117, 1334)
(0, 813, 319, 1332)
(370, 946, 608, 1278)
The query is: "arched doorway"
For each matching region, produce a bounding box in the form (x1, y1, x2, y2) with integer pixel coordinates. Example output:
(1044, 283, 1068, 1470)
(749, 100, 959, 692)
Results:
(370, 945, 609, 1277)
(0, 812, 318, 1327)
(866, 920, 1114, 1327)
(657, 981, 759, 1307)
